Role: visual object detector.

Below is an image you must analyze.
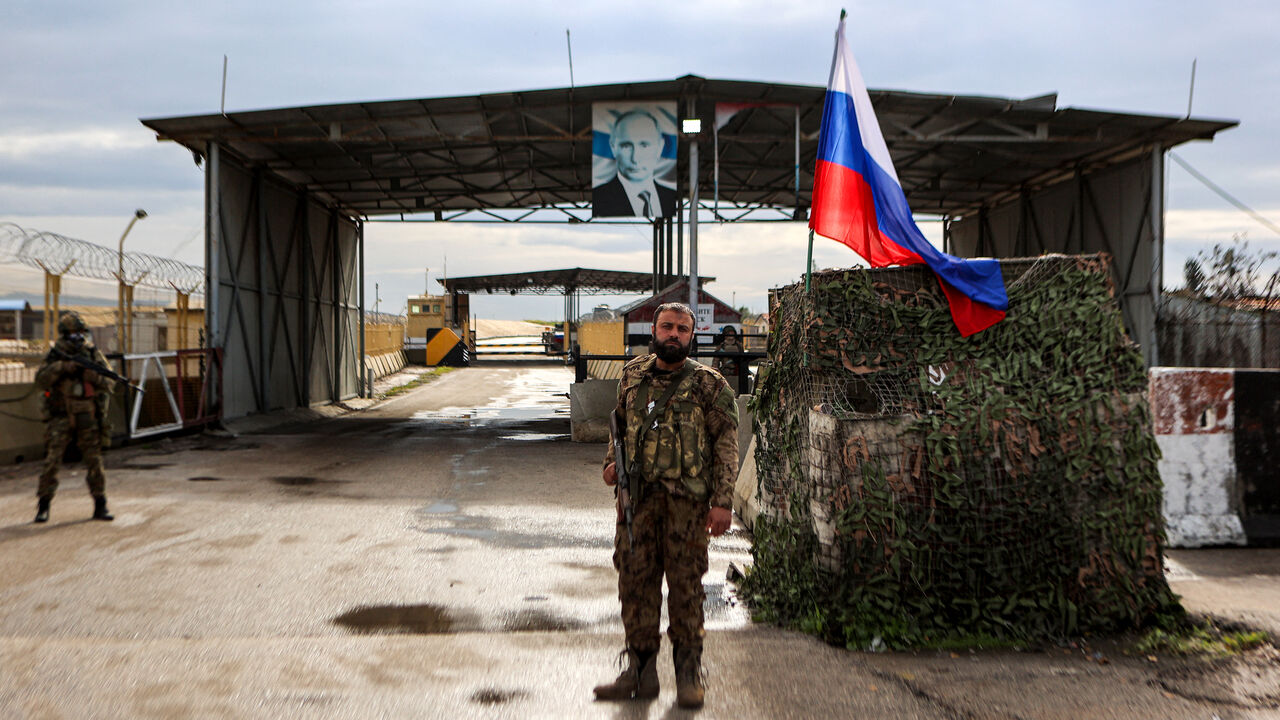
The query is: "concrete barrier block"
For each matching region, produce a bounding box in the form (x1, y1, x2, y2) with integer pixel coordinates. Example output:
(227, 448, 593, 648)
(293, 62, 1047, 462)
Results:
(572, 418, 610, 443)
(365, 350, 409, 381)
(734, 395, 753, 474)
(0, 383, 46, 464)
(733, 436, 760, 530)
(1158, 434, 1245, 547)
(1151, 367, 1247, 547)
(570, 379, 618, 444)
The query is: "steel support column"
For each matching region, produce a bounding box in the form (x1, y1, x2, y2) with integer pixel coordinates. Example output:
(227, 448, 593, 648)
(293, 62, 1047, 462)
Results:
(677, 200, 684, 276)
(330, 210, 342, 403)
(688, 139, 700, 314)
(1149, 144, 1164, 366)
(204, 142, 223, 416)
(653, 220, 663, 293)
(665, 217, 674, 285)
(358, 218, 367, 397)
(206, 143, 221, 352)
(652, 222, 659, 295)
(299, 189, 311, 406)
(256, 169, 269, 411)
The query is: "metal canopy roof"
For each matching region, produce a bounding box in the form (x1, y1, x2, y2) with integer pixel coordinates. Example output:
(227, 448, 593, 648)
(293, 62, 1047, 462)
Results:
(142, 75, 1236, 220)
(439, 267, 714, 296)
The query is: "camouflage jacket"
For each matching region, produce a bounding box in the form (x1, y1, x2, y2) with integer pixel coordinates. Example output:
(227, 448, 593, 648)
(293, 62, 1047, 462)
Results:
(35, 338, 115, 418)
(603, 354, 739, 508)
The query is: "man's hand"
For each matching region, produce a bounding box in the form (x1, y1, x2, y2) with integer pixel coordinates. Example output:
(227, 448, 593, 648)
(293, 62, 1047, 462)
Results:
(603, 462, 618, 487)
(706, 506, 732, 537)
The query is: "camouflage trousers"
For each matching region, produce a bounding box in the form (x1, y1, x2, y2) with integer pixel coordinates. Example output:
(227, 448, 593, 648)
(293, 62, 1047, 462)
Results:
(613, 483, 710, 653)
(38, 413, 106, 499)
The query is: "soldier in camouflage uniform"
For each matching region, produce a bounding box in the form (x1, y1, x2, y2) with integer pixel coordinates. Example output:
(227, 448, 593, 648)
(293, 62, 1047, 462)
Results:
(33, 311, 117, 523)
(595, 302, 738, 709)
(712, 325, 744, 384)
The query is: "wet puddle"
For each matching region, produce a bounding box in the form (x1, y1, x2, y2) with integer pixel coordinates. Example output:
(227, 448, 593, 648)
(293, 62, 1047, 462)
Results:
(409, 368, 571, 439)
(703, 581, 751, 630)
(333, 603, 461, 634)
(272, 476, 348, 487)
(116, 461, 174, 470)
(412, 406, 568, 424)
(331, 603, 589, 635)
(471, 688, 527, 705)
(497, 432, 569, 442)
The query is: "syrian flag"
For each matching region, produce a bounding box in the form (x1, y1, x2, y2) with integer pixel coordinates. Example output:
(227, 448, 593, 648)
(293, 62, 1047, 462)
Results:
(809, 16, 1008, 336)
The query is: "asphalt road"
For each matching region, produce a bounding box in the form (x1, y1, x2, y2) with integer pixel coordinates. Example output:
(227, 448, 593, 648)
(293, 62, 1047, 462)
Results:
(0, 363, 1276, 718)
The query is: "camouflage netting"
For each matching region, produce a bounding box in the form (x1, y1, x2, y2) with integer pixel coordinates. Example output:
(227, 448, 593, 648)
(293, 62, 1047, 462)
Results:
(741, 253, 1178, 648)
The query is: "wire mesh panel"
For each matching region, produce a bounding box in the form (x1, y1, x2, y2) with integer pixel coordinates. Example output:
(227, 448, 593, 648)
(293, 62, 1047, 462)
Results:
(745, 254, 1174, 647)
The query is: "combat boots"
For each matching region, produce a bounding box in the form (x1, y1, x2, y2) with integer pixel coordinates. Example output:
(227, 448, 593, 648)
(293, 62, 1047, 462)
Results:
(593, 648, 659, 701)
(92, 496, 113, 521)
(34, 496, 51, 523)
(674, 645, 705, 709)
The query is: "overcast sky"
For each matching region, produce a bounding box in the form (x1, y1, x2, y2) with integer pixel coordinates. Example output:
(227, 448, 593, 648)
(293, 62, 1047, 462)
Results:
(2, 0, 1277, 320)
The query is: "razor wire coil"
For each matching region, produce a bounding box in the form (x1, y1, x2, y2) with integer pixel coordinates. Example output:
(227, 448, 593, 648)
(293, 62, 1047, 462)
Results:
(0, 222, 204, 294)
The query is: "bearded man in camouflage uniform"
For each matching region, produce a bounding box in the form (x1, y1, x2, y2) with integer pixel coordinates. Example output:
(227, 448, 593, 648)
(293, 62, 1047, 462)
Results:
(595, 302, 738, 709)
(33, 311, 117, 523)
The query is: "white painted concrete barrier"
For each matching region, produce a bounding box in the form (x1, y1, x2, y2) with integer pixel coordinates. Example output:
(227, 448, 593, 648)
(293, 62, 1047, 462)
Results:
(1151, 368, 1246, 547)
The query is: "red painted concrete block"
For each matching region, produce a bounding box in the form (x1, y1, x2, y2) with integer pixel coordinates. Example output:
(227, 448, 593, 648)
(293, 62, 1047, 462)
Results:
(1150, 368, 1234, 436)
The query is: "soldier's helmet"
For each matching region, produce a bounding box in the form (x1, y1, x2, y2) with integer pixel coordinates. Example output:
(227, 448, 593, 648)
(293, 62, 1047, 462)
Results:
(57, 311, 88, 336)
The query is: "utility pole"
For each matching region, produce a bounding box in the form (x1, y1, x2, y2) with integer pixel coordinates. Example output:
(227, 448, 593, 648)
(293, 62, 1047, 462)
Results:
(116, 208, 147, 354)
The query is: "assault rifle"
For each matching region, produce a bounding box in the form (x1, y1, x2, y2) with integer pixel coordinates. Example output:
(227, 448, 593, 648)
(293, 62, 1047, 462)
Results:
(609, 409, 635, 551)
(51, 347, 144, 394)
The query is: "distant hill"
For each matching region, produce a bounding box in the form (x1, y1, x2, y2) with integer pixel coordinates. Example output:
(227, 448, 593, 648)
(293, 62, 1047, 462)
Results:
(0, 292, 166, 308)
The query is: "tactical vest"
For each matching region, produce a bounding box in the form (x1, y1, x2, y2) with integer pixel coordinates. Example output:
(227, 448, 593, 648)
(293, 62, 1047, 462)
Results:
(622, 362, 713, 501)
(40, 344, 112, 441)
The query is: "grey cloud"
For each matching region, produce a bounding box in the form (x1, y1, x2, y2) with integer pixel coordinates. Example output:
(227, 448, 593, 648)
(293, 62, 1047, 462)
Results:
(0, 146, 201, 193)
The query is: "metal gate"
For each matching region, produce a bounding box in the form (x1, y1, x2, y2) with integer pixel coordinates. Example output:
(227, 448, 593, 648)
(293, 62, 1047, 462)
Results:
(116, 348, 223, 439)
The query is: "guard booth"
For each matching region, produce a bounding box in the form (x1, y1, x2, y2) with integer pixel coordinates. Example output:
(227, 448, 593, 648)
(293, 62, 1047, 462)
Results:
(405, 292, 470, 367)
(575, 279, 749, 387)
(618, 280, 741, 354)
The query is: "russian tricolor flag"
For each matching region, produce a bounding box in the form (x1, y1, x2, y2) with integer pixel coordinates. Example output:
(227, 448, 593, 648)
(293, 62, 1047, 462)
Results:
(809, 17, 1008, 336)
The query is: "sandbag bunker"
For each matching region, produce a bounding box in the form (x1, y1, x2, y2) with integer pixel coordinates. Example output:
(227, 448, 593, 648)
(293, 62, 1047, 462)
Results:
(745, 254, 1175, 647)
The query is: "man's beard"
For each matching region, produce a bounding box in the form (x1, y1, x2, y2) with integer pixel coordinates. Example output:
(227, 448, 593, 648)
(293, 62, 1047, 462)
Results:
(652, 337, 690, 363)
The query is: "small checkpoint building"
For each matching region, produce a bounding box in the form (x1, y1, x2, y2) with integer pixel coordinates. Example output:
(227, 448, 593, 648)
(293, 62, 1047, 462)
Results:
(617, 281, 741, 355)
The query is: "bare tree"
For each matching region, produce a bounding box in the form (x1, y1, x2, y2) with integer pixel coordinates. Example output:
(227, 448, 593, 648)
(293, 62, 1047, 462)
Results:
(1182, 233, 1279, 302)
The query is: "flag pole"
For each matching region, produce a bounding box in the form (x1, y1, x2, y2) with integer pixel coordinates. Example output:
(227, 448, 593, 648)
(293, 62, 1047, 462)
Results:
(806, 9, 844, 294)
(805, 229, 814, 291)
